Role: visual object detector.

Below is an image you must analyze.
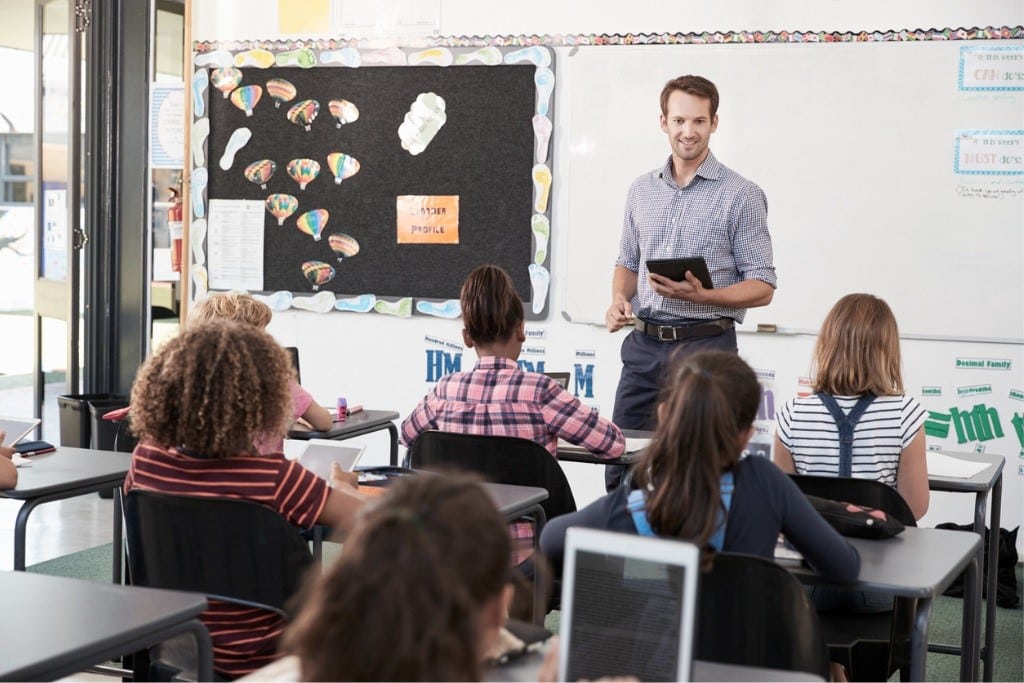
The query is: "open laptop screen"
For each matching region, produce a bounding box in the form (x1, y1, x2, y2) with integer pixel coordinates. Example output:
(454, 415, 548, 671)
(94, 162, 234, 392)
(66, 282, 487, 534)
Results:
(559, 528, 698, 682)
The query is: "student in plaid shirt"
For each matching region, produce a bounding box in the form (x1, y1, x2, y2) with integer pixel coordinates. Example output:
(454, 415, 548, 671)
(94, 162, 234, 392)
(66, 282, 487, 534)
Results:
(401, 265, 625, 563)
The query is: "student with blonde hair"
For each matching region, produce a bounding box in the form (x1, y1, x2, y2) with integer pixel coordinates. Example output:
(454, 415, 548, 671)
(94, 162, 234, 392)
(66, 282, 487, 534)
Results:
(191, 293, 333, 452)
(774, 293, 929, 520)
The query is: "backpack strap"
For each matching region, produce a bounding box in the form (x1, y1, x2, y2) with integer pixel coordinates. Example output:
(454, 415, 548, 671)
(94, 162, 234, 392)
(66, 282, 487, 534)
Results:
(816, 392, 876, 477)
(626, 471, 735, 551)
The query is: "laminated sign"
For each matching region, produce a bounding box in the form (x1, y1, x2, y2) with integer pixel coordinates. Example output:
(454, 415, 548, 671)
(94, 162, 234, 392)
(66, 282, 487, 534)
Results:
(396, 195, 460, 244)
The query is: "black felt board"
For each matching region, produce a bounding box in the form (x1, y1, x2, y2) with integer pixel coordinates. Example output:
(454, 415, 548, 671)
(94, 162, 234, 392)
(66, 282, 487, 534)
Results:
(206, 64, 537, 303)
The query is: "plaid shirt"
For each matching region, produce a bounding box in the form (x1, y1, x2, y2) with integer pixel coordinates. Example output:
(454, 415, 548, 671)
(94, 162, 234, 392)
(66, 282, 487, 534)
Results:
(401, 356, 625, 563)
(616, 152, 776, 324)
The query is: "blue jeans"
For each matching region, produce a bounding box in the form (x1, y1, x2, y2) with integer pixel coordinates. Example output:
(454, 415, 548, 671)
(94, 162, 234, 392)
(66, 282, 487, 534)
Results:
(808, 585, 895, 613)
(607, 326, 738, 491)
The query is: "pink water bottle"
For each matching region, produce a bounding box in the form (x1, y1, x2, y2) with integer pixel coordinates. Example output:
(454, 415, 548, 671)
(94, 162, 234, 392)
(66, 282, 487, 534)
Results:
(336, 396, 348, 422)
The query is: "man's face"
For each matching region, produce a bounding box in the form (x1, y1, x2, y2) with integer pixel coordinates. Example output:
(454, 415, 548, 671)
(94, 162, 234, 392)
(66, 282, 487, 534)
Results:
(660, 90, 718, 164)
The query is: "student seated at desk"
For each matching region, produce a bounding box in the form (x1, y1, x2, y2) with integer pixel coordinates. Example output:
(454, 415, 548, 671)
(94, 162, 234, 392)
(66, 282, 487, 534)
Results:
(0, 433, 16, 488)
(252, 474, 515, 682)
(401, 264, 625, 563)
(190, 293, 333, 453)
(540, 350, 860, 581)
(125, 321, 364, 679)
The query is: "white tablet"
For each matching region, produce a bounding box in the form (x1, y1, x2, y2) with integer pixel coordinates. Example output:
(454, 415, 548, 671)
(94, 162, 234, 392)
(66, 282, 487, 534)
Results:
(296, 439, 366, 480)
(559, 528, 699, 682)
(0, 417, 42, 447)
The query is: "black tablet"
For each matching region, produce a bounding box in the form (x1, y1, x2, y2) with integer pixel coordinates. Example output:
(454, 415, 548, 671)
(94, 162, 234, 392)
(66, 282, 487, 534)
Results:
(645, 257, 713, 289)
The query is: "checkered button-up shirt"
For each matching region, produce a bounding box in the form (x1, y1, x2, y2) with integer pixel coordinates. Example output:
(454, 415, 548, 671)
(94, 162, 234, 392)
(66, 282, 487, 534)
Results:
(401, 356, 625, 563)
(617, 152, 777, 324)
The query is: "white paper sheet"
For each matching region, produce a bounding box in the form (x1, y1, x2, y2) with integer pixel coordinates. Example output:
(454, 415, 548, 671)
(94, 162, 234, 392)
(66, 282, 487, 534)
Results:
(926, 451, 991, 479)
(207, 199, 264, 291)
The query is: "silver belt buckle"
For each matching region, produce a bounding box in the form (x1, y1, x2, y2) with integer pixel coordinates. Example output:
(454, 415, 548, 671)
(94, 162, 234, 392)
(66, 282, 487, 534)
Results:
(657, 325, 675, 341)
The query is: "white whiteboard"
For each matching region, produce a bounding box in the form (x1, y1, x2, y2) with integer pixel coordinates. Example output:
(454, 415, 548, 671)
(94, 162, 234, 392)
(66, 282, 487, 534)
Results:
(562, 41, 1024, 342)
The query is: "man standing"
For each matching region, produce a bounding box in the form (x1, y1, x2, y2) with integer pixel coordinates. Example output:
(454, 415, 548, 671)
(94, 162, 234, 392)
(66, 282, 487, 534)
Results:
(605, 75, 776, 490)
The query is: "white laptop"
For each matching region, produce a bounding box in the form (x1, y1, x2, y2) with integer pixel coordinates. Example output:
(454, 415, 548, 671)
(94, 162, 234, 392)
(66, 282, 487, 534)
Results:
(558, 528, 699, 682)
(0, 417, 41, 447)
(295, 439, 366, 480)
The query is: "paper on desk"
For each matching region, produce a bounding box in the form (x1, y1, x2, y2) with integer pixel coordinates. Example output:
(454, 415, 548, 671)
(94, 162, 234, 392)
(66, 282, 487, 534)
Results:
(927, 451, 990, 479)
(625, 437, 651, 453)
(11, 454, 31, 467)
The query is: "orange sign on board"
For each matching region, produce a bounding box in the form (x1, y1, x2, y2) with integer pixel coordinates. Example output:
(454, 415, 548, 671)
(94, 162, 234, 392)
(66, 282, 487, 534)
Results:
(396, 195, 460, 244)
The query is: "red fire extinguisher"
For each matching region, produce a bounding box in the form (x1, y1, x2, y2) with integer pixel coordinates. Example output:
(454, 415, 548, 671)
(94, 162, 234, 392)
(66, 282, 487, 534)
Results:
(168, 183, 183, 273)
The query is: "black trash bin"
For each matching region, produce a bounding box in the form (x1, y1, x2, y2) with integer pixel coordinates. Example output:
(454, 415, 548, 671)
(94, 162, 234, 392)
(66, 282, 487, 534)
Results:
(58, 393, 131, 499)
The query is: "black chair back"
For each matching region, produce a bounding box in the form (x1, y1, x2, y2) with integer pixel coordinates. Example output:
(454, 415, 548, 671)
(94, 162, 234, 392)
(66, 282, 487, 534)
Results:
(406, 431, 577, 521)
(789, 474, 916, 526)
(697, 552, 831, 679)
(123, 490, 313, 613)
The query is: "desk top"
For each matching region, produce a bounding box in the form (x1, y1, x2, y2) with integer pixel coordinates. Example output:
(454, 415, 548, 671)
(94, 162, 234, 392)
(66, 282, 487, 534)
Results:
(792, 526, 981, 598)
(556, 429, 650, 466)
(483, 483, 549, 521)
(0, 447, 131, 499)
(287, 409, 400, 440)
(0, 572, 207, 680)
(926, 451, 1005, 493)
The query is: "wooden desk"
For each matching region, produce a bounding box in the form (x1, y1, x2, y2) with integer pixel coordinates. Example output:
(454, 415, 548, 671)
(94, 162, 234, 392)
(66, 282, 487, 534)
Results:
(926, 451, 1005, 681)
(0, 447, 130, 578)
(0, 572, 211, 681)
(288, 409, 401, 466)
(790, 527, 981, 682)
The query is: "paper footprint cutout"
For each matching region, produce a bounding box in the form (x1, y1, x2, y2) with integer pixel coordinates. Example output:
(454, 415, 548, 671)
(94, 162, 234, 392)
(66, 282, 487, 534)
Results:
(504, 46, 552, 68)
(320, 48, 361, 67)
(219, 127, 252, 171)
(528, 264, 550, 315)
(195, 49, 232, 68)
(409, 48, 453, 66)
(191, 118, 210, 167)
(455, 47, 502, 66)
(234, 49, 275, 68)
(292, 290, 336, 313)
(191, 70, 208, 118)
(362, 47, 407, 65)
(334, 293, 376, 313)
(276, 48, 316, 68)
(253, 290, 293, 312)
(535, 68, 554, 117)
(191, 167, 208, 219)
(374, 298, 413, 317)
(191, 265, 208, 302)
(532, 164, 552, 213)
(531, 214, 550, 264)
(190, 218, 207, 266)
(416, 299, 461, 319)
(532, 115, 552, 164)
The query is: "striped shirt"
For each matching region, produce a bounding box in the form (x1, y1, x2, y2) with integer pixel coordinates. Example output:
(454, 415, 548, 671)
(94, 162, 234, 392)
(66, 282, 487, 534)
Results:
(616, 153, 776, 323)
(775, 394, 926, 486)
(124, 442, 330, 678)
(401, 356, 625, 563)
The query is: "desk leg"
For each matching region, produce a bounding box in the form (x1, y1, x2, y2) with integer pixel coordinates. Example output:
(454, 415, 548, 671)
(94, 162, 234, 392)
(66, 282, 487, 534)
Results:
(959, 552, 981, 682)
(388, 423, 399, 467)
(529, 505, 548, 626)
(13, 499, 42, 571)
(910, 596, 934, 682)
(112, 485, 123, 584)
(983, 474, 1002, 682)
(184, 619, 214, 682)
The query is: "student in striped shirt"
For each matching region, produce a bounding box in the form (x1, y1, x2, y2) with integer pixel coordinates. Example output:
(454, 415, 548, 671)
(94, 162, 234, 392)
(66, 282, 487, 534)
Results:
(774, 292, 930, 522)
(125, 320, 365, 678)
(401, 264, 625, 563)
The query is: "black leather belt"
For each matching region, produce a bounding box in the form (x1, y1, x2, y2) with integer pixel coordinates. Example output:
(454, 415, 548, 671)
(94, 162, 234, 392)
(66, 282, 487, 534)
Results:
(634, 317, 734, 342)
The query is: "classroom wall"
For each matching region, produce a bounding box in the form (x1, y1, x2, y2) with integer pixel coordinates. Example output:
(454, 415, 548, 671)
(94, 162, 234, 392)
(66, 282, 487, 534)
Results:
(191, 0, 1024, 550)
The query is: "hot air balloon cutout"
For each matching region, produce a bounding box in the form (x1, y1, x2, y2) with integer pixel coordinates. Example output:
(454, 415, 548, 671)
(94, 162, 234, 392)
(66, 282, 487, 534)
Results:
(286, 158, 321, 191)
(244, 159, 276, 190)
(230, 85, 263, 117)
(296, 209, 329, 241)
(301, 260, 335, 290)
(265, 194, 298, 226)
(325, 153, 360, 185)
(211, 67, 242, 98)
(287, 99, 320, 132)
(328, 99, 359, 127)
(266, 78, 297, 108)
(328, 233, 360, 262)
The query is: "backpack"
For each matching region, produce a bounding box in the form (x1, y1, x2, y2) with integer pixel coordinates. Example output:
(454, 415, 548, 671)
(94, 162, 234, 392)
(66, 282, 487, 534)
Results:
(936, 524, 1020, 608)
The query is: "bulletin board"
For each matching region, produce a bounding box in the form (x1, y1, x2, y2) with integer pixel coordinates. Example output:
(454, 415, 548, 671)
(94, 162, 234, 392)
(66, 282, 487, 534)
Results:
(188, 43, 556, 318)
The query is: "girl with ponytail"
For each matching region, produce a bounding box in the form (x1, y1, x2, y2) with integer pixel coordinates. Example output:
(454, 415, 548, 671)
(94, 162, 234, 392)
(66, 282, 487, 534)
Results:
(541, 350, 859, 580)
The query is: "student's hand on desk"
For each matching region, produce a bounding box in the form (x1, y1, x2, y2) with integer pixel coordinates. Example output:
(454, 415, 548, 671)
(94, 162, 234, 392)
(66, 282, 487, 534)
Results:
(329, 462, 359, 490)
(0, 431, 13, 460)
(648, 271, 709, 303)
